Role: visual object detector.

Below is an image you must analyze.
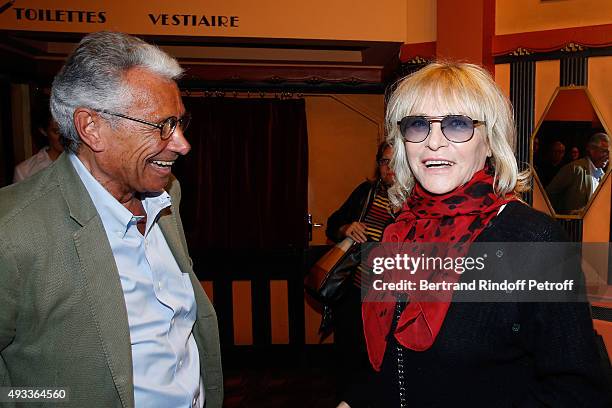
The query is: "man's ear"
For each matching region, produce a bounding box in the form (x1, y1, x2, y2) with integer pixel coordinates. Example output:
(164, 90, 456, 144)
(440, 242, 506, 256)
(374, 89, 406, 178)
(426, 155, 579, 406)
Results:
(73, 108, 105, 152)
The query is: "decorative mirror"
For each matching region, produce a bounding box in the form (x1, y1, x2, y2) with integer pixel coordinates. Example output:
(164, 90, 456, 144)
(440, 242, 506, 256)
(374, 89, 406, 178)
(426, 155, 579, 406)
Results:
(531, 87, 610, 217)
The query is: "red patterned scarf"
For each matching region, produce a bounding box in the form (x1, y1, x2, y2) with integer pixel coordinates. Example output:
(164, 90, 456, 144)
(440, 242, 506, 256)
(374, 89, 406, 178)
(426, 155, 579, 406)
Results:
(362, 168, 515, 371)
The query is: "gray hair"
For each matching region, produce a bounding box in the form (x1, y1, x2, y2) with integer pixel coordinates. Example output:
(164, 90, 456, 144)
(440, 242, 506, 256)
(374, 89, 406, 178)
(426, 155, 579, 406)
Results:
(588, 132, 609, 147)
(50, 31, 183, 153)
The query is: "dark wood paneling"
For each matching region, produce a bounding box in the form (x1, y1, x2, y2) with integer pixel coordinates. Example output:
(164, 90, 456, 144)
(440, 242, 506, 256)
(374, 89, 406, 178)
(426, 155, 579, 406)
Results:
(510, 60, 535, 204)
(0, 30, 401, 93)
(560, 55, 588, 86)
(251, 275, 272, 345)
(196, 248, 306, 347)
(213, 277, 235, 349)
(180, 64, 387, 93)
(556, 218, 583, 242)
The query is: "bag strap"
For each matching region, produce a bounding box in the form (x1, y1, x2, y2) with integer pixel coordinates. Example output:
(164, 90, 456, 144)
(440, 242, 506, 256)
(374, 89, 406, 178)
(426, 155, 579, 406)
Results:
(357, 179, 378, 223)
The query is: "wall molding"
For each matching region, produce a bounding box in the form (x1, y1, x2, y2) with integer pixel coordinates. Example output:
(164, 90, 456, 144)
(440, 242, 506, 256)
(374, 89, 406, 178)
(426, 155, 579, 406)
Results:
(400, 25, 612, 65)
(493, 24, 612, 57)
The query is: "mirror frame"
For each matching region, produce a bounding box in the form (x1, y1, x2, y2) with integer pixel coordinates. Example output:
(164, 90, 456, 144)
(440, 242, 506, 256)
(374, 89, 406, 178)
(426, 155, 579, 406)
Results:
(530, 86, 612, 220)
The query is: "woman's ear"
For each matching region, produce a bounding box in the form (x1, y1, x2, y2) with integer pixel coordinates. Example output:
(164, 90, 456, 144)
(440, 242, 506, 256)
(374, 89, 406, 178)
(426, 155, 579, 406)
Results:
(73, 108, 105, 152)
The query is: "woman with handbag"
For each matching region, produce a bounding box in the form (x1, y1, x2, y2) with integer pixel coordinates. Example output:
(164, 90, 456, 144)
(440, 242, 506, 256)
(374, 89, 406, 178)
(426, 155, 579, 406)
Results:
(338, 62, 609, 407)
(325, 141, 397, 405)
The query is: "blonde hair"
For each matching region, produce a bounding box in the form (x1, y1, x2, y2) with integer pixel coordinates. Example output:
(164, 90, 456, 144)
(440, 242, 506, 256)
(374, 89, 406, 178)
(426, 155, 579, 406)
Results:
(385, 61, 530, 208)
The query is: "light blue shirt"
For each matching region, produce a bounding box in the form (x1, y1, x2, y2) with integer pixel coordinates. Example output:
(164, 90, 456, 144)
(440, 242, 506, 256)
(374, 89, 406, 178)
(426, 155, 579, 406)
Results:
(588, 156, 604, 195)
(69, 153, 203, 408)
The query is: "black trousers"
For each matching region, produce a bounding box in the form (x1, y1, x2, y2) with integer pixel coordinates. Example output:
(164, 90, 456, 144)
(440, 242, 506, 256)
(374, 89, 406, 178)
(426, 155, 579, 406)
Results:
(332, 283, 373, 405)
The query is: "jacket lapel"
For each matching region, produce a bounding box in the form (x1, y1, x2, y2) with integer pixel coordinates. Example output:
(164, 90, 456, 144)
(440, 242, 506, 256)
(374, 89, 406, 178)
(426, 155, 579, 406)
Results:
(583, 158, 594, 192)
(56, 154, 135, 408)
(158, 207, 192, 276)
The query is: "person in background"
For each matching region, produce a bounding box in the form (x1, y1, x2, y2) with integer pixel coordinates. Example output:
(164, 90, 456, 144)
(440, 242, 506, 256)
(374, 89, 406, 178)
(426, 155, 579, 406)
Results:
(538, 139, 566, 186)
(570, 145, 581, 161)
(546, 132, 609, 214)
(0, 31, 223, 407)
(13, 108, 63, 183)
(326, 141, 396, 405)
(339, 61, 608, 408)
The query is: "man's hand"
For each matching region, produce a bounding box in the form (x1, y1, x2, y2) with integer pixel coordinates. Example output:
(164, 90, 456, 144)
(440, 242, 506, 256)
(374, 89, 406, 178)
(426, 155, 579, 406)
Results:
(337, 402, 351, 408)
(340, 222, 368, 243)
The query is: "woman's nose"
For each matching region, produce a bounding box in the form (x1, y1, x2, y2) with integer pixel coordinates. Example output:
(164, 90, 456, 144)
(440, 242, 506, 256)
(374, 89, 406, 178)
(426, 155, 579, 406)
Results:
(425, 123, 448, 150)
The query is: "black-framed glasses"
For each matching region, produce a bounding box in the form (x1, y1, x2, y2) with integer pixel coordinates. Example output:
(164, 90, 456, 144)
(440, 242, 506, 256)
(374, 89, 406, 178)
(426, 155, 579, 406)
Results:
(397, 115, 486, 143)
(100, 110, 191, 140)
(377, 158, 391, 166)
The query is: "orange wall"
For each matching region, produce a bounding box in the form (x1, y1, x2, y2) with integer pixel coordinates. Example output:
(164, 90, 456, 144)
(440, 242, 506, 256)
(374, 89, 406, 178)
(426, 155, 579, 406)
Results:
(545, 88, 599, 122)
(0, 0, 407, 41)
(494, 63, 510, 98)
(232, 281, 253, 345)
(589, 56, 612, 135)
(305, 94, 383, 344)
(406, 0, 437, 43)
(496, 0, 612, 35)
(306, 94, 384, 246)
(437, 0, 495, 67)
(534, 60, 560, 126)
(269, 280, 290, 344)
(582, 176, 611, 291)
(5, 1, 609, 46)
(584, 175, 611, 243)
(531, 182, 553, 216)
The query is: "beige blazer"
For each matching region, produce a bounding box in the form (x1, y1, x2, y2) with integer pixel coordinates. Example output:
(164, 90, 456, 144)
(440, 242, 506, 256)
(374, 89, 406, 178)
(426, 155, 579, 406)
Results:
(0, 153, 223, 407)
(545, 157, 595, 213)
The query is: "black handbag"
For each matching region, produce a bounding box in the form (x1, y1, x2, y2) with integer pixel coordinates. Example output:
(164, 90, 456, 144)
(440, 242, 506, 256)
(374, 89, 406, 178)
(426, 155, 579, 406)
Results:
(305, 182, 377, 332)
(315, 242, 366, 334)
(306, 182, 376, 303)
(309, 239, 371, 334)
(316, 240, 362, 303)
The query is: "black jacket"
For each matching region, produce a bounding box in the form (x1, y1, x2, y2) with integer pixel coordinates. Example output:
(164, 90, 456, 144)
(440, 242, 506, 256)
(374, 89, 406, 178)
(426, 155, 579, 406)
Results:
(326, 181, 374, 243)
(350, 202, 610, 408)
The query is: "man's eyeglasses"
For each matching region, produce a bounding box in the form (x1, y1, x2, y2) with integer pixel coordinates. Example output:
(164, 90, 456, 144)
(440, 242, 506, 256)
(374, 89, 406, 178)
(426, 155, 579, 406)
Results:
(377, 158, 391, 166)
(397, 115, 486, 143)
(100, 110, 191, 140)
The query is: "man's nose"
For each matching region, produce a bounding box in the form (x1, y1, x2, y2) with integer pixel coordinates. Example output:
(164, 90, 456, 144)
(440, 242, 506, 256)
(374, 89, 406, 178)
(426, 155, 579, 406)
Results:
(167, 127, 191, 156)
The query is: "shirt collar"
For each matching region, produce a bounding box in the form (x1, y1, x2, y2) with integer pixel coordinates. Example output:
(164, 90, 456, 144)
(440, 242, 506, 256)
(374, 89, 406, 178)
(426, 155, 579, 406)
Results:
(587, 157, 605, 180)
(68, 153, 172, 237)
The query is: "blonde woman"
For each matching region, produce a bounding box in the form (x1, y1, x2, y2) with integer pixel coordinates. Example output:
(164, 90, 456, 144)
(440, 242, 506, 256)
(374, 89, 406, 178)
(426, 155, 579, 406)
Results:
(339, 62, 608, 408)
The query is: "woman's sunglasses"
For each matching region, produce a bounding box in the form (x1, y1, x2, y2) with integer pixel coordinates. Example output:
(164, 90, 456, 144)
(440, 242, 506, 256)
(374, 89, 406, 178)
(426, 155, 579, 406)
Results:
(397, 115, 486, 143)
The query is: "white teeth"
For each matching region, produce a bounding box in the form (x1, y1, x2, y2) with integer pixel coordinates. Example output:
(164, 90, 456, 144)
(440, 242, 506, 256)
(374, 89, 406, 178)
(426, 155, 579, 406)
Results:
(425, 160, 453, 167)
(151, 160, 174, 167)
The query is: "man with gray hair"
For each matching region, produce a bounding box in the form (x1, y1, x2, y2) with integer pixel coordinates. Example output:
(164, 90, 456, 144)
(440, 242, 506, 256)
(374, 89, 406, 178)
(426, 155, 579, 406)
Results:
(0, 31, 223, 407)
(546, 132, 609, 214)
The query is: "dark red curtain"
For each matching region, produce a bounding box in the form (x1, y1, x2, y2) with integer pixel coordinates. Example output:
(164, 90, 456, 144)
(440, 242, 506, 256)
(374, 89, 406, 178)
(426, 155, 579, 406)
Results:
(173, 97, 308, 256)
